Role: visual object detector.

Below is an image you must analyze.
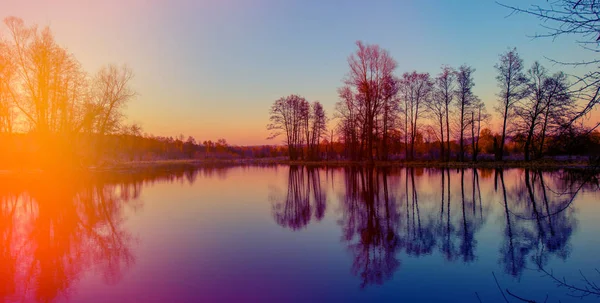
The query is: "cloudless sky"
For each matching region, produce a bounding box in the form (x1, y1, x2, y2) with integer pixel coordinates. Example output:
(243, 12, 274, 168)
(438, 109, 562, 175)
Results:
(1, 0, 598, 145)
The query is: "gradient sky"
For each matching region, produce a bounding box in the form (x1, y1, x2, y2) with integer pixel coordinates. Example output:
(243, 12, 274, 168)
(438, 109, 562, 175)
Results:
(1, 0, 598, 145)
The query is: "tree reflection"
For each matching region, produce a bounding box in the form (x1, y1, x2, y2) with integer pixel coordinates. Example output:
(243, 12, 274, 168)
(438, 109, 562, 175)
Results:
(0, 170, 184, 303)
(267, 166, 594, 290)
(339, 167, 400, 288)
(497, 169, 578, 277)
(400, 168, 435, 257)
(337, 167, 489, 288)
(271, 166, 328, 230)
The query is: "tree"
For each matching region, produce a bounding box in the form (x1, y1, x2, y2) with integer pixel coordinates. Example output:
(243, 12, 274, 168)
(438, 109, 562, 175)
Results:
(91, 65, 136, 136)
(335, 86, 361, 160)
(435, 66, 455, 161)
(267, 94, 310, 160)
(184, 136, 197, 158)
(309, 102, 327, 160)
(495, 48, 528, 160)
(537, 72, 573, 158)
(470, 98, 488, 162)
(399, 71, 432, 160)
(517, 62, 548, 161)
(499, 1, 600, 128)
(430, 66, 455, 161)
(341, 41, 397, 163)
(379, 75, 400, 160)
(3, 17, 89, 135)
(455, 65, 477, 162)
(0, 37, 15, 133)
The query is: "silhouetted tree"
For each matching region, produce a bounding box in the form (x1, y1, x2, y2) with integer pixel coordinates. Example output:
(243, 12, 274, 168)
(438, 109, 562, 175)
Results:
(399, 72, 432, 160)
(338, 41, 397, 163)
(499, 0, 600, 127)
(470, 98, 488, 162)
(267, 95, 309, 160)
(431, 66, 455, 161)
(495, 48, 528, 160)
(455, 65, 477, 162)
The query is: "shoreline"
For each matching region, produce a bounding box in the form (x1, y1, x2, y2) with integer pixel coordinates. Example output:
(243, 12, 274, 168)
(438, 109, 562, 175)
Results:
(1, 158, 597, 175)
(93, 158, 597, 171)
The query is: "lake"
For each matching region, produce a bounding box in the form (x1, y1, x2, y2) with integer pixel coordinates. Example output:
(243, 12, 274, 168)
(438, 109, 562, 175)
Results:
(1, 166, 599, 302)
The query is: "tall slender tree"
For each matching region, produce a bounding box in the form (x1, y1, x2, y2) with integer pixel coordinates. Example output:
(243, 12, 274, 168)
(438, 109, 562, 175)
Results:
(495, 48, 528, 161)
(431, 66, 455, 161)
(455, 65, 477, 162)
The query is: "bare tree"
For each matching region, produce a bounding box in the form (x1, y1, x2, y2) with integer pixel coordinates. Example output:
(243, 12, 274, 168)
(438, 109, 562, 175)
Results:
(342, 41, 397, 163)
(335, 85, 362, 160)
(430, 66, 455, 161)
(399, 71, 432, 160)
(538, 72, 573, 158)
(455, 65, 477, 162)
(498, 0, 600, 127)
(495, 48, 528, 161)
(517, 61, 548, 161)
(92, 65, 136, 136)
(268, 94, 311, 160)
(379, 75, 400, 161)
(3, 17, 89, 135)
(309, 101, 327, 160)
(470, 98, 489, 162)
(0, 37, 15, 133)
(432, 66, 456, 161)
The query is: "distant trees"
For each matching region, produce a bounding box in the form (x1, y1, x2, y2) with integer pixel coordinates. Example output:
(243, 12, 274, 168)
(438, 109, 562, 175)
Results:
(267, 94, 327, 160)
(495, 48, 528, 161)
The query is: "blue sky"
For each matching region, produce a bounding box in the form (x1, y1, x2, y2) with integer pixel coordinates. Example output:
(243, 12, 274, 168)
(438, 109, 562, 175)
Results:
(1, 0, 596, 144)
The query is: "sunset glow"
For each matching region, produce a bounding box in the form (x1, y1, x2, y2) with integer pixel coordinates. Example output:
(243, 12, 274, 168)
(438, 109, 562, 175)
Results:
(2, 0, 598, 145)
(1, 1, 600, 302)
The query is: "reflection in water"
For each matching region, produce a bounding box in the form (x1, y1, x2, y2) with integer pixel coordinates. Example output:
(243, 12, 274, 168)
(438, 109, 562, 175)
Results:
(338, 167, 400, 288)
(0, 167, 230, 303)
(271, 166, 327, 230)
(271, 166, 595, 290)
(0, 175, 141, 302)
(497, 169, 579, 277)
(336, 167, 490, 287)
(0, 165, 597, 302)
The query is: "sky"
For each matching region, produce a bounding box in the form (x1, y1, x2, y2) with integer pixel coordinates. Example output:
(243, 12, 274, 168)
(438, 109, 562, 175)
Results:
(1, 0, 598, 145)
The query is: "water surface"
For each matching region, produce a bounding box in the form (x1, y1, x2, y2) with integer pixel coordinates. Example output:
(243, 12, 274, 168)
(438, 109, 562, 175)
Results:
(1, 166, 599, 302)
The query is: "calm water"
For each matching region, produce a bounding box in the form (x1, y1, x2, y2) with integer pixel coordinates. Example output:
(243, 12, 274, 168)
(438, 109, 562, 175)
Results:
(1, 166, 599, 302)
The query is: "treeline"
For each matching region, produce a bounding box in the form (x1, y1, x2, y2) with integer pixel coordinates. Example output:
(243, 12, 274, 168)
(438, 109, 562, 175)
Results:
(268, 42, 600, 162)
(0, 132, 289, 169)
